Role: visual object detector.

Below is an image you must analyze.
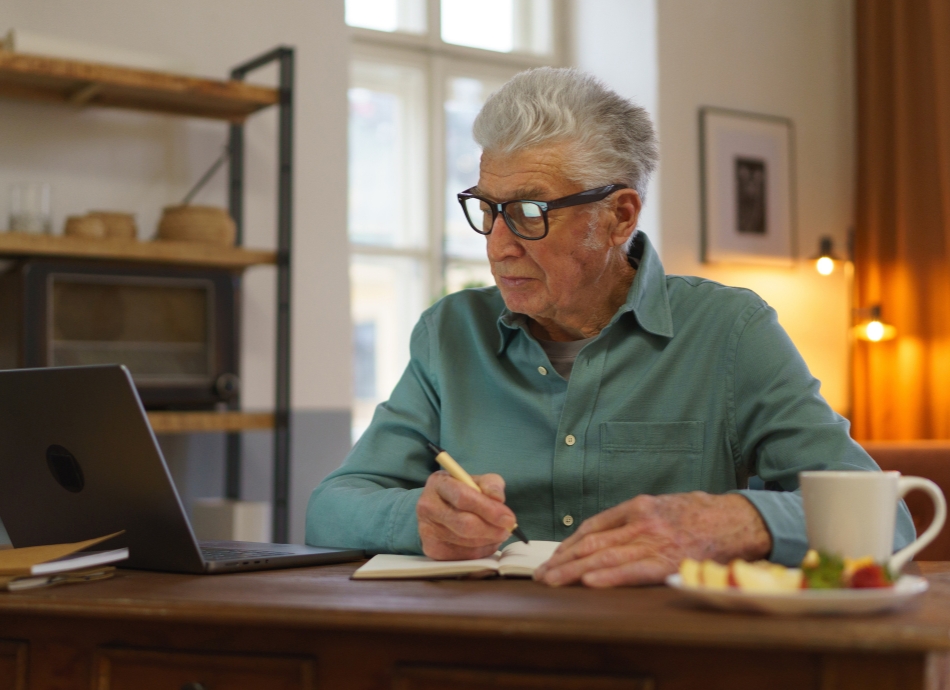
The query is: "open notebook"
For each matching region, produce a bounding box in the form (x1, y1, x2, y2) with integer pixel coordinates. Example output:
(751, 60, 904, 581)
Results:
(352, 540, 560, 580)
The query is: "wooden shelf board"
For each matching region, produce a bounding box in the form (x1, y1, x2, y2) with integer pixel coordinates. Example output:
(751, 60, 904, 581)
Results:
(0, 232, 276, 269)
(0, 51, 278, 122)
(147, 411, 275, 434)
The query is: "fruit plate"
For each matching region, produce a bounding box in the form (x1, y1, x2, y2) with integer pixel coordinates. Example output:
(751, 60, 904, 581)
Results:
(665, 573, 929, 615)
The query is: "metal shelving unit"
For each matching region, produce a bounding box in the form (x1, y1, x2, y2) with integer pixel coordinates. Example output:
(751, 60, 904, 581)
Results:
(227, 47, 294, 543)
(0, 45, 296, 542)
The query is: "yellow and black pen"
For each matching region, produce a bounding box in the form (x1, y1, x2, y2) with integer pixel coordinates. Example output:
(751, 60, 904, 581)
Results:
(426, 441, 529, 544)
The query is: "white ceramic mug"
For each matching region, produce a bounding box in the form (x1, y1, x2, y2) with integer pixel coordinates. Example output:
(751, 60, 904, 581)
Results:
(800, 471, 946, 574)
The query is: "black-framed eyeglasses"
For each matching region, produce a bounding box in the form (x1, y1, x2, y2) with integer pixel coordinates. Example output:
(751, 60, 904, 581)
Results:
(457, 184, 630, 240)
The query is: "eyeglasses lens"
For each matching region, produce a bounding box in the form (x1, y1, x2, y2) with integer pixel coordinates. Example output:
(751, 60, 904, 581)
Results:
(505, 202, 545, 238)
(462, 197, 546, 239)
(463, 197, 493, 234)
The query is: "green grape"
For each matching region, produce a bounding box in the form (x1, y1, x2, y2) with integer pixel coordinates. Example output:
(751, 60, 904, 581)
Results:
(803, 552, 845, 589)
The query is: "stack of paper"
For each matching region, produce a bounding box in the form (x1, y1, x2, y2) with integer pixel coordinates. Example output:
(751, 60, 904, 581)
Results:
(0, 532, 128, 592)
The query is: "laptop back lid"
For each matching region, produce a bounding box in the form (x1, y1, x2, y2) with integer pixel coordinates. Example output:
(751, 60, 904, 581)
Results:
(0, 365, 205, 573)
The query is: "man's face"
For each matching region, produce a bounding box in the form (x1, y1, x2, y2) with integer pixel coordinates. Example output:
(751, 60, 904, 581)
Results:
(476, 144, 618, 323)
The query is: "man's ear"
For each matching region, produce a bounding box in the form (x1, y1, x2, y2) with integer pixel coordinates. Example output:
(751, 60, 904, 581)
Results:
(609, 189, 642, 248)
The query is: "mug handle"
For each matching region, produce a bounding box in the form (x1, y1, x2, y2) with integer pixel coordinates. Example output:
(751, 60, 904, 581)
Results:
(889, 476, 947, 574)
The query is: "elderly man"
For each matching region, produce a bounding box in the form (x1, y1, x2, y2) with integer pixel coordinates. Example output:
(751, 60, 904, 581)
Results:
(307, 68, 914, 587)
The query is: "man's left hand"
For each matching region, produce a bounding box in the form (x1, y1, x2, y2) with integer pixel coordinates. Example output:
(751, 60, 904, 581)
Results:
(534, 492, 772, 588)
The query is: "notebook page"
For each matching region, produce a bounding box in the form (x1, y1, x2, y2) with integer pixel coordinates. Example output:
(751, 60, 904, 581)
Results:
(497, 541, 560, 577)
(351, 552, 503, 579)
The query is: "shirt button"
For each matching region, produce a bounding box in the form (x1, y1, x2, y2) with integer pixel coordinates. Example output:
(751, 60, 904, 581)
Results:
(563, 515, 574, 526)
(565, 434, 576, 446)
(538, 366, 548, 376)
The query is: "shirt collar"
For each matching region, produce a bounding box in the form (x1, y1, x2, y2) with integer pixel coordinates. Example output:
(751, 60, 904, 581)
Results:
(495, 231, 674, 354)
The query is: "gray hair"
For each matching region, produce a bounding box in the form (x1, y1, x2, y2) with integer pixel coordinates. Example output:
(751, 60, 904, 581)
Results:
(473, 67, 658, 202)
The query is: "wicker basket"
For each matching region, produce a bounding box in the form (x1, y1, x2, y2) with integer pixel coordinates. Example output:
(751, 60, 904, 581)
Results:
(64, 215, 107, 239)
(156, 205, 236, 246)
(88, 211, 137, 240)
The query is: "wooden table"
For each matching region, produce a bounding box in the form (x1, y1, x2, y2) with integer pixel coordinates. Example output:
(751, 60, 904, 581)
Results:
(1, 561, 950, 690)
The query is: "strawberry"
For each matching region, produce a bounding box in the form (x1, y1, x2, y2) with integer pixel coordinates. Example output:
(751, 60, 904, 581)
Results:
(849, 563, 891, 589)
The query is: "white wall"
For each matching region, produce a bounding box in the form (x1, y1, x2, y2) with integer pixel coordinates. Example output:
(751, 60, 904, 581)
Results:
(574, 0, 853, 412)
(655, 0, 854, 413)
(0, 0, 352, 412)
(0, 1, 353, 544)
(573, 0, 660, 255)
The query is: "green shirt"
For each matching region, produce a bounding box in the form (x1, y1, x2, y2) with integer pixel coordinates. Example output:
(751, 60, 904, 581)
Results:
(307, 233, 914, 565)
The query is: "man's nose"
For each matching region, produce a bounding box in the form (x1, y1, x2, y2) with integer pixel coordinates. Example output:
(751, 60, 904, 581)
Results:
(486, 212, 524, 262)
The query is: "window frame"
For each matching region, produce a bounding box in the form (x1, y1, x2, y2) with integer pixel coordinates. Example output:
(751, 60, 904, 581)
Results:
(348, 0, 570, 302)
(349, 43, 431, 260)
(346, 1, 570, 437)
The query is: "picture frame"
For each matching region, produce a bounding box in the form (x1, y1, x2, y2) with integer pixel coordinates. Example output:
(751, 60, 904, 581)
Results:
(699, 107, 796, 266)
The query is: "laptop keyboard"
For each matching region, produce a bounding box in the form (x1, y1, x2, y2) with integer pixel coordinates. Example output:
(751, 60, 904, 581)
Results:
(201, 547, 288, 561)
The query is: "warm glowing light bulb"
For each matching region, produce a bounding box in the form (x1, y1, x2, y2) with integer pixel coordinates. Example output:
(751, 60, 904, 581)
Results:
(816, 257, 835, 275)
(865, 320, 885, 342)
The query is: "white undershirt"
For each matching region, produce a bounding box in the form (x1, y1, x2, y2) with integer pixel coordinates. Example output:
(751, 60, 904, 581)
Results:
(537, 336, 596, 380)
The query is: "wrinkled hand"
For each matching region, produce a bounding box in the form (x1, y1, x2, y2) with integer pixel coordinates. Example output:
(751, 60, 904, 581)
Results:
(417, 471, 517, 560)
(534, 492, 772, 588)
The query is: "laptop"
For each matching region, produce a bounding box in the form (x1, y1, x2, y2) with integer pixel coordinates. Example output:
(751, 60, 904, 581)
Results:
(0, 365, 363, 574)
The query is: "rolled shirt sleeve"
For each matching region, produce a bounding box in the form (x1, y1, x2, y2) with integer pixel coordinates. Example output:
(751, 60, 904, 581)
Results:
(306, 317, 439, 554)
(730, 302, 915, 565)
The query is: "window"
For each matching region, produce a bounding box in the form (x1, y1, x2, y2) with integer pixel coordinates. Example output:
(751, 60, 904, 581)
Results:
(347, 0, 567, 440)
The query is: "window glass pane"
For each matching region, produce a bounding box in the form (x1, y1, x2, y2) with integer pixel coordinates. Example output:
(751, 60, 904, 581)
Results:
(349, 61, 428, 248)
(441, 0, 552, 55)
(345, 0, 426, 34)
(445, 261, 494, 294)
(444, 76, 506, 260)
(351, 255, 427, 441)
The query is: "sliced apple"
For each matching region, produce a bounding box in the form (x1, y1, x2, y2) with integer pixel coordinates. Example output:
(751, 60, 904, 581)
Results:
(730, 560, 803, 593)
(701, 560, 730, 589)
(679, 558, 701, 587)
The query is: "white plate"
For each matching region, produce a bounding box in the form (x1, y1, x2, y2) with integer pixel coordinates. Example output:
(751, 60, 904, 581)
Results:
(665, 573, 929, 615)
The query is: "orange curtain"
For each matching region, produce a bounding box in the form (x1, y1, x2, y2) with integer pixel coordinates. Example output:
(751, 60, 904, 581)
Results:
(852, 0, 950, 440)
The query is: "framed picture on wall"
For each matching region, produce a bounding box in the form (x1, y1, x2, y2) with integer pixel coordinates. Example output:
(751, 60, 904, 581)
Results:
(699, 107, 796, 266)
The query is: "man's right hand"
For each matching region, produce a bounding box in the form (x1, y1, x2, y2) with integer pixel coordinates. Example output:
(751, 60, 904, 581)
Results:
(417, 470, 516, 560)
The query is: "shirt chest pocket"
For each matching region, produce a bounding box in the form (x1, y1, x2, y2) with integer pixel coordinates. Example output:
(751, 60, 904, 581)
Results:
(598, 421, 705, 512)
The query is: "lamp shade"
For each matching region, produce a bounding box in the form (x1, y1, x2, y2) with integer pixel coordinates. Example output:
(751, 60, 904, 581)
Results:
(854, 305, 897, 342)
(812, 236, 842, 276)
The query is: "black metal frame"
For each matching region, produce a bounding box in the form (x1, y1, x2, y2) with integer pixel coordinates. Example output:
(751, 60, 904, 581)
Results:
(457, 184, 629, 241)
(227, 47, 295, 543)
